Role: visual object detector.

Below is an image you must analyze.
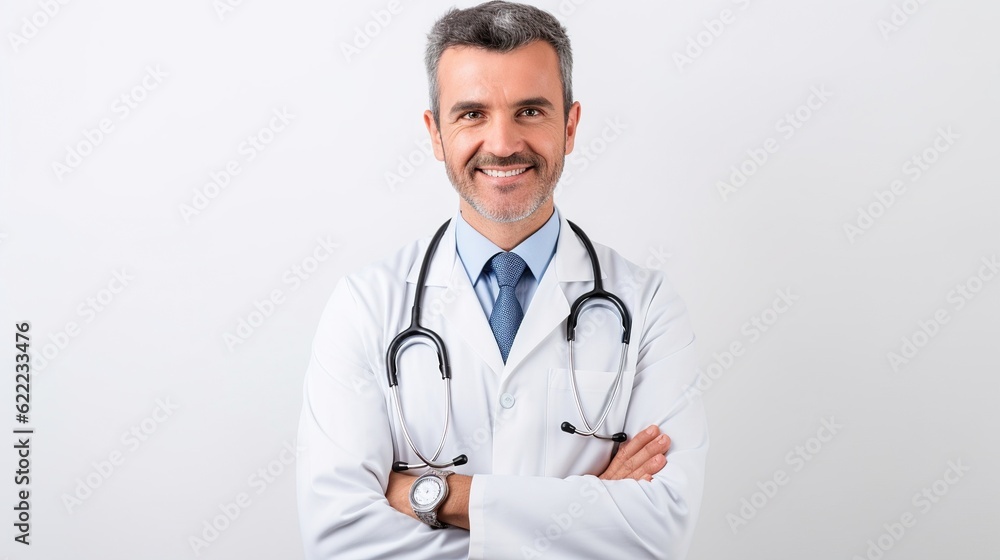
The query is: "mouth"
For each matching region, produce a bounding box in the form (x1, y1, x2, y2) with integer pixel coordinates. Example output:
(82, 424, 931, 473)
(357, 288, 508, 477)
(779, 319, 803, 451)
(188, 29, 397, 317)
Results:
(477, 166, 533, 178)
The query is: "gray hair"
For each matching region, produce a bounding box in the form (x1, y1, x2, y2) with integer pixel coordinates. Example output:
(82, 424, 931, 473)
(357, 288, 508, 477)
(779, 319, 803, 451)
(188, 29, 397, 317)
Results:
(425, 1, 574, 125)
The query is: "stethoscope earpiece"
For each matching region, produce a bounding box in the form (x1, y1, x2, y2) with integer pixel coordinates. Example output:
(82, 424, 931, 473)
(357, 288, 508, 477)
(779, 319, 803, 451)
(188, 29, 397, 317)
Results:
(562, 422, 628, 443)
(392, 453, 468, 473)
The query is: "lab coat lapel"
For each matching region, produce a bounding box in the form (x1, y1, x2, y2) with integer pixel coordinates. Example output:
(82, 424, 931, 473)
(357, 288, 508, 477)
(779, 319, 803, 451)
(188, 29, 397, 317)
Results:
(406, 218, 506, 376)
(502, 217, 597, 375)
(440, 258, 506, 376)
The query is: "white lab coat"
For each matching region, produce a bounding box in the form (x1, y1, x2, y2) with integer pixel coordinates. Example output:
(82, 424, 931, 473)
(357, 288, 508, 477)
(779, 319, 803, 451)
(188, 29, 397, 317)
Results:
(297, 214, 708, 559)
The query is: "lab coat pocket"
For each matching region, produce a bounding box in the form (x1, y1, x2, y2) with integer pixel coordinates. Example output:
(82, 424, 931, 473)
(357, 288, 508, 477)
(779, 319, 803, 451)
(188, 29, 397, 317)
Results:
(545, 368, 627, 477)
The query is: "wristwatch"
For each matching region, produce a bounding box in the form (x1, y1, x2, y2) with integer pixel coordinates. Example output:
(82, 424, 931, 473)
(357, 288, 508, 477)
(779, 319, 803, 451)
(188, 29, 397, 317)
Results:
(409, 469, 453, 529)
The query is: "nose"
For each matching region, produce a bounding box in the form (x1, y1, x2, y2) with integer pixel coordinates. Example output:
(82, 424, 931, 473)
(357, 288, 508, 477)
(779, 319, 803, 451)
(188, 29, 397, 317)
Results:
(480, 116, 524, 158)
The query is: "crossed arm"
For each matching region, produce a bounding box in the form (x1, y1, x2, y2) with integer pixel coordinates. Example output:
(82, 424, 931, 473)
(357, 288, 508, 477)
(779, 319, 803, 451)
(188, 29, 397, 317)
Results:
(298, 274, 707, 559)
(385, 425, 674, 529)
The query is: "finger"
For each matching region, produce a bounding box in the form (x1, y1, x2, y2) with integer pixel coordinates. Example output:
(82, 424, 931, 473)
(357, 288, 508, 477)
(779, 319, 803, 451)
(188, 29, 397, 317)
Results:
(621, 432, 670, 474)
(621, 433, 671, 479)
(605, 425, 662, 479)
(609, 425, 669, 479)
(627, 445, 668, 480)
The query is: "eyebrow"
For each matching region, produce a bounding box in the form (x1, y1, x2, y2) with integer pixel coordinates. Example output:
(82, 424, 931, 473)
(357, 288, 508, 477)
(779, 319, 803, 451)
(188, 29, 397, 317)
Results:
(448, 97, 556, 118)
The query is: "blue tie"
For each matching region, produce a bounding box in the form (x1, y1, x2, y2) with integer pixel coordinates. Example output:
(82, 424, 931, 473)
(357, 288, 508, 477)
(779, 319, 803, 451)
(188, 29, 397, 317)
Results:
(488, 252, 527, 363)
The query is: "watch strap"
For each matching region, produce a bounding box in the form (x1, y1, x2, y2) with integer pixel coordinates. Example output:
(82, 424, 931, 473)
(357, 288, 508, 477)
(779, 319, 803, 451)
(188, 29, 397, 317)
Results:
(415, 509, 447, 529)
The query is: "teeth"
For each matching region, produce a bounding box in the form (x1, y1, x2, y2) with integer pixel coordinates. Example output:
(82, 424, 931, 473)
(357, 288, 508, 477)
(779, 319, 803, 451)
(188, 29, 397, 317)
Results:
(482, 167, 528, 178)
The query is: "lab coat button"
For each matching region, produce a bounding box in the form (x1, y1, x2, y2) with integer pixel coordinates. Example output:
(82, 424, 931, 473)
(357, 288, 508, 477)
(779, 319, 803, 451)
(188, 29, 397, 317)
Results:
(499, 393, 516, 409)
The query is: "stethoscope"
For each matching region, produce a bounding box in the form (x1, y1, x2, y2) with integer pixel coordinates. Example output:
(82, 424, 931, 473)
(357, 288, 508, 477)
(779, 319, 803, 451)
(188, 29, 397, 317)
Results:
(389, 219, 632, 472)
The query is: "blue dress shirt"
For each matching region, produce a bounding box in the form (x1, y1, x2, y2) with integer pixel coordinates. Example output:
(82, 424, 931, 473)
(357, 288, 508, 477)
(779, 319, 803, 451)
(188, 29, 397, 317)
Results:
(455, 207, 561, 319)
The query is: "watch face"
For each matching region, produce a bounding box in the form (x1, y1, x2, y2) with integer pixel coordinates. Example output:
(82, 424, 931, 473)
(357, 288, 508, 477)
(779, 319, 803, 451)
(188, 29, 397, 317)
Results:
(412, 477, 443, 507)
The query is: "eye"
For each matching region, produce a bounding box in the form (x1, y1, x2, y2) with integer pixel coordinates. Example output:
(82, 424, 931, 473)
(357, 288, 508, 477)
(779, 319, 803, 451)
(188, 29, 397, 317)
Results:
(520, 108, 542, 117)
(462, 111, 484, 120)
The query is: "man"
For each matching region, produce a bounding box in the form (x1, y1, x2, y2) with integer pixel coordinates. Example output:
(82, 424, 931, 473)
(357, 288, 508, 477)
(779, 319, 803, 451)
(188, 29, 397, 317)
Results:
(297, 2, 708, 558)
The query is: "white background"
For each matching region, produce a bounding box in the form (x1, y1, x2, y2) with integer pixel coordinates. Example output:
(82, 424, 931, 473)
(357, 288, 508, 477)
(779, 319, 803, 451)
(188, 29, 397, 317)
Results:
(1, 0, 998, 558)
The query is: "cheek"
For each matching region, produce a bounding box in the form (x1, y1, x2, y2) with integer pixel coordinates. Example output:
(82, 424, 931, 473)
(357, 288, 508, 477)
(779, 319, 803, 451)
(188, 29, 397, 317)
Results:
(443, 131, 478, 165)
(526, 128, 566, 159)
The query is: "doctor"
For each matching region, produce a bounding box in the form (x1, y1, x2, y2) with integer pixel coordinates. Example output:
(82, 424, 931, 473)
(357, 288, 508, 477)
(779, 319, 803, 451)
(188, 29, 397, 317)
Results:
(296, 2, 708, 558)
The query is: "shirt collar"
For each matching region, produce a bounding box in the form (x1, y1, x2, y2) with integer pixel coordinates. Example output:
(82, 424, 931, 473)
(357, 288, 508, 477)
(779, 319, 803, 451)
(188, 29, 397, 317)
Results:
(455, 206, 561, 284)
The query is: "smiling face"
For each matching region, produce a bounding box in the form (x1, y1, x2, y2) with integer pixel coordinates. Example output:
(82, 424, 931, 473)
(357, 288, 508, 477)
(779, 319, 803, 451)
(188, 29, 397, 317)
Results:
(424, 41, 580, 225)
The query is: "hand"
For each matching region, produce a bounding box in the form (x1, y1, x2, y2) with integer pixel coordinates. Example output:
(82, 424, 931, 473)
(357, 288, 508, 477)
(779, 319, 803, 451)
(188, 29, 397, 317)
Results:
(386, 471, 417, 520)
(598, 425, 671, 482)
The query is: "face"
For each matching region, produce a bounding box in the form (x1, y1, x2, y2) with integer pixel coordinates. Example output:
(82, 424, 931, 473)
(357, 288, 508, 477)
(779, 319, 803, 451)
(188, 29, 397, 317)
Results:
(424, 41, 581, 224)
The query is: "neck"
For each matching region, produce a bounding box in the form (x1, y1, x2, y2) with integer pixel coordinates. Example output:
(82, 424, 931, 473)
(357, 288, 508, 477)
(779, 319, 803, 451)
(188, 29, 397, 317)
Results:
(459, 200, 554, 251)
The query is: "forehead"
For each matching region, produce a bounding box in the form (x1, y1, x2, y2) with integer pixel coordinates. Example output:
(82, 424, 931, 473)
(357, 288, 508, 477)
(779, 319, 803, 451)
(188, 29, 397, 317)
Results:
(436, 41, 562, 102)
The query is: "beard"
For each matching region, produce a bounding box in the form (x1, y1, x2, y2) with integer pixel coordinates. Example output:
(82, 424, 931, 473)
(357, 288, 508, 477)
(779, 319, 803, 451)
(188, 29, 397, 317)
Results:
(444, 147, 564, 223)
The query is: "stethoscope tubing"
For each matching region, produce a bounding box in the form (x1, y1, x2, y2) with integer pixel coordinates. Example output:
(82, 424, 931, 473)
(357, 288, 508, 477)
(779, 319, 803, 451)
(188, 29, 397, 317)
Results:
(388, 218, 632, 471)
(387, 220, 468, 471)
(390, 382, 460, 470)
(565, 340, 629, 437)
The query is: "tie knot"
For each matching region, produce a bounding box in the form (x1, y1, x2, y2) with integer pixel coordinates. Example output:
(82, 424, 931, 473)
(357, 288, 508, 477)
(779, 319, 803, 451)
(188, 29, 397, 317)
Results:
(489, 251, 527, 288)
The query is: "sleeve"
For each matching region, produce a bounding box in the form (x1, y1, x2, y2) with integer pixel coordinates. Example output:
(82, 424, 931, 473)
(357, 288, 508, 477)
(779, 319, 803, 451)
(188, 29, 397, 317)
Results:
(295, 277, 468, 560)
(466, 272, 709, 560)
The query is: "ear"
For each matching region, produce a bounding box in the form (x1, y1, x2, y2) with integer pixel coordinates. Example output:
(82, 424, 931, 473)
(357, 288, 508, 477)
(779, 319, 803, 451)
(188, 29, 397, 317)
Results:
(563, 101, 582, 155)
(423, 110, 445, 161)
